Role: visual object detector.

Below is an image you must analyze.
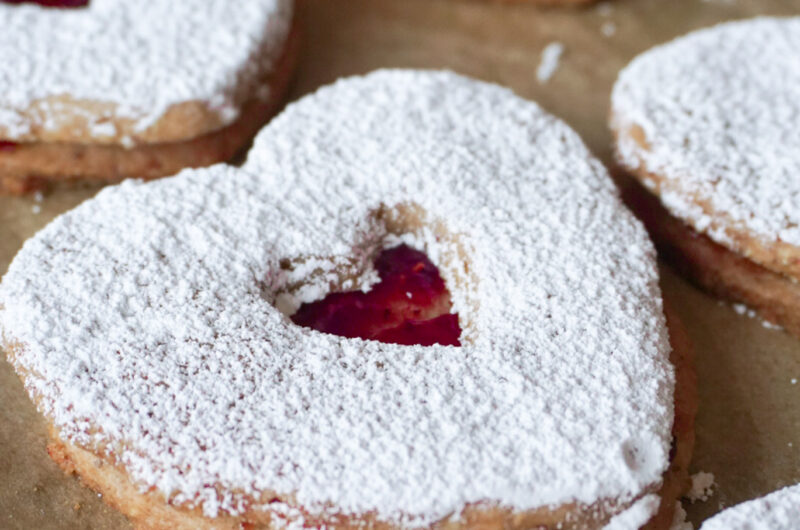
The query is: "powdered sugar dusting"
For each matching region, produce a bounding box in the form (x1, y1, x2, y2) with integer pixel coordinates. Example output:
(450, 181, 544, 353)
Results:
(0, 0, 292, 143)
(0, 70, 673, 524)
(670, 501, 692, 530)
(537, 42, 565, 83)
(612, 18, 800, 248)
(603, 494, 661, 529)
(701, 484, 800, 529)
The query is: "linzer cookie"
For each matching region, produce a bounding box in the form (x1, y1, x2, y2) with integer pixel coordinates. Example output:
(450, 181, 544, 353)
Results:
(0, 70, 695, 529)
(0, 0, 297, 194)
(611, 17, 800, 337)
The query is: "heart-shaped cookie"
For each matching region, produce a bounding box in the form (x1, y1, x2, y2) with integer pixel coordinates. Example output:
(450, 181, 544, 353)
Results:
(0, 0, 296, 193)
(0, 70, 693, 529)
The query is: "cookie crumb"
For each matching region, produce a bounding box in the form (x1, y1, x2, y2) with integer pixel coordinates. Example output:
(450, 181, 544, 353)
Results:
(537, 42, 564, 84)
(687, 471, 715, 503)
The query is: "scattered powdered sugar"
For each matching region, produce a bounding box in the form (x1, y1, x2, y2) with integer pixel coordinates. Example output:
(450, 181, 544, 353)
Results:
(700, 484, 800, 529)
(670, 501, 693, 530)
(687, 472, 715, 503)
(0, 70, 674, 524)
(731, 303, 782, 330)
(537, 42, 565, 83)
(611, 18, 800, 248)
(0, 0, 292, 144)
(602, 22, 617, 37)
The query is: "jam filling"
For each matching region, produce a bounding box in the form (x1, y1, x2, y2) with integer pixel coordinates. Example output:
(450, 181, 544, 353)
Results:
(1, 0, 89, 7)
(291, 244, 461, 346)
(0, 140, 18, 152)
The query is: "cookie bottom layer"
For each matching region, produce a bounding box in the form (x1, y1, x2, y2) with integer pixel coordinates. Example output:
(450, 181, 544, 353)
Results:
(31, 304, 694, 530)
(0, 25, 300, 196)
(622, 179, 800, 339)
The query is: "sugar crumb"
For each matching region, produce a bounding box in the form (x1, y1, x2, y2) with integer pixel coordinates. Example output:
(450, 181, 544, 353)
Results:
(730, 303, 782, 330)
(687, 471, 715, 503)
(670, 501, 693, 530)
(537, 42, 565, 84)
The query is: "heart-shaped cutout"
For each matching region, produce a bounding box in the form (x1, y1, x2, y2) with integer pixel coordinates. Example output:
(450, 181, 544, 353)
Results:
(0, 70, 680, 528)
(292, 243, 462, 346)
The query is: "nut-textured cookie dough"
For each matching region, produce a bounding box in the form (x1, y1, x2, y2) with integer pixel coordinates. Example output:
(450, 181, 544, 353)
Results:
(611, 17, 800, 334)
(2, 70, 693, 529)
(0, 0, 296, 193)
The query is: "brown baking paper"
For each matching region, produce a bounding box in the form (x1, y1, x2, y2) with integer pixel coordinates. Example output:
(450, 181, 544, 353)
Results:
(2, 0, 800, 527)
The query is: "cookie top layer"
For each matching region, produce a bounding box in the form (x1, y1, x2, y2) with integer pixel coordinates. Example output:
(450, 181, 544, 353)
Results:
(0, 0, 292, 145)
(612, 18, 800, 262)
(701, 484, 800, 530)
(0, 70, 673, 525)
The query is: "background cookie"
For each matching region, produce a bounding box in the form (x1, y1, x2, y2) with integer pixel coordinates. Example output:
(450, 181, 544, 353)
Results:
(611, 17, 800, 336)
(700, 484, 800, 530)
(0, 0, 297, 194)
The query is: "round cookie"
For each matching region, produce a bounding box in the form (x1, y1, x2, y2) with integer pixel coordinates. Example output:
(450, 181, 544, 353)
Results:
(1, 70, 695, 529)
(0, 0, 297, 194)
(611, 17, 800, 336)
(700, 484, 800, 530)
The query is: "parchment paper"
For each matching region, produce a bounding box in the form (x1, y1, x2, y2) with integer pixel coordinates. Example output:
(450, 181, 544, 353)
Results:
(2, 0, 800, 527)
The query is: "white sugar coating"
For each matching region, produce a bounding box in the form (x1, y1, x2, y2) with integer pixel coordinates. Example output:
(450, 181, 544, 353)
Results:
(700, 484, 800, 530)
(0, 70, 674, 524)
(603, 494, 660, 530)
(0, 0, 292, 141)
(612, 18, 800, 248)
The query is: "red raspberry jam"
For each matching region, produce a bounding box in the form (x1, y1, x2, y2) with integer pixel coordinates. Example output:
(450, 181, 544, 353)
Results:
(0, 140, 18, 152)
(291, 244, 461, 346)
(1, 1, 88, 7)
